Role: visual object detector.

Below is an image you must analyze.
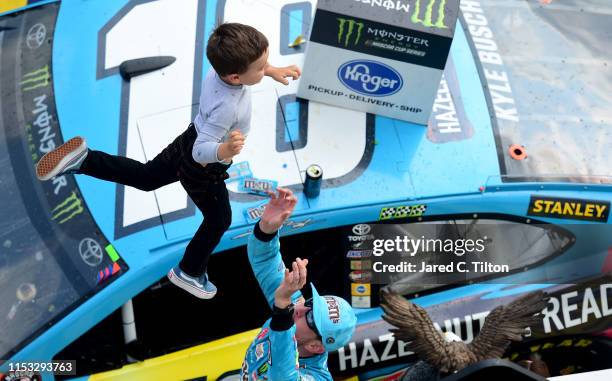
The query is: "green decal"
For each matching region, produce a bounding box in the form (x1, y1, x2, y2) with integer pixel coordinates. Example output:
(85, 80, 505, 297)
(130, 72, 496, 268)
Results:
(379, 204, 427, 220)
(337, 18, 364, 47)
(51, 191, 84, 224)
(21, 65, 51, 91)
(105, 244, 120, 262)
(412, 0, 448, 29)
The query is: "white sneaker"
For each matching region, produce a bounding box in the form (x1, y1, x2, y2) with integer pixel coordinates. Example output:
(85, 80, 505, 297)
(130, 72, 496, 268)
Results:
(167, 266, 217, 299)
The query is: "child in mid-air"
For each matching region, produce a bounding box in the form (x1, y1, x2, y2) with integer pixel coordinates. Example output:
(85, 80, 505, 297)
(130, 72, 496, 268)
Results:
(35, 23, 301, 299)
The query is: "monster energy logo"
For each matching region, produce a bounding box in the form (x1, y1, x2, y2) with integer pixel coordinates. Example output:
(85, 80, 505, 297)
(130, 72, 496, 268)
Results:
(21, 65, 51, 91)
(52, 191, 84, 224)
(337, 18, 364, 47)
(412, 0, 448, 29)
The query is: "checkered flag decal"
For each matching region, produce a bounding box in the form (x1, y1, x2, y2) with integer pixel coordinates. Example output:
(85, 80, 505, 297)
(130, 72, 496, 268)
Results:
(410, 204, 427, 217)
(379, 204, 427, 220)
(379, 207, 395, 220)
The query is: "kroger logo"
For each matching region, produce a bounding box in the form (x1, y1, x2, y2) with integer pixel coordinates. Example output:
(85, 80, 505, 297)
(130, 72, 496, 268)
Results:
(338, 60, 403, 97)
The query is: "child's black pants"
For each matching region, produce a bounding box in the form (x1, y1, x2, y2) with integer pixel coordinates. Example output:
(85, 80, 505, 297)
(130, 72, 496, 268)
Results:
(78, 124, 231, 277)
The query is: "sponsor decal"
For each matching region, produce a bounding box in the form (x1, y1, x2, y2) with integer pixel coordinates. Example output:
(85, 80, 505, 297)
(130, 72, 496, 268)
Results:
(352, 0, 449, 29)
(349, 270, 373, 283)
(97, 262, 121, 283)
(78, 238, 104, 267)
(244, 202, 267, 224)
(311, 9, 450, 69)
(366, 27, 430, 48)
(284, 218, 316, 231)
(26, 23, 47, 50)
(348, 234, 375, 242)
(379, 204, 427, 220)
(105, 244, 121, 262)
(337, 18, 364, 47)
(324, 296, 341, 323)
(347, 250, 373, 258)
(51, 191, 84, 224)
(351, 241, 367, 249)
(257, 362, 268, 376)
(508, 337, 595, 362)
(256, 328, 269, 340)
(351, 296, 372, 309)
(226, 161, 252, 182)
(411, 0, 449, 29)
(31, 93, 55, 160)
(20, 64, 50, 92)
(305, 83, 421, 112)
(427, 56, 475, 143)
(337, 332, 412, 371)
(351, 283, 372, 296)
(541, 284, 612, 334)
(239, 177, 278, 196)
(527, 196, 609, 223)
(333, 278, 612, 374)
(351, 239, 368, 249)
(353, 0, 411, 13)
(461, 1, 519, 124)
(352, 224, 371, 235)
(338, 60, 403, 97)
(255, 342, 265, 361)
(350, 260, 372, 270)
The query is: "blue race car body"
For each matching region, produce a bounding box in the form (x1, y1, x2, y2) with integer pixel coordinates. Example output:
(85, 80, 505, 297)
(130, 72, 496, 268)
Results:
(1, 1, 611, 380)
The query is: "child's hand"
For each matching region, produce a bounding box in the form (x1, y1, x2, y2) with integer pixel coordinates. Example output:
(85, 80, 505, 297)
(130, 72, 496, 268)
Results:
(266, 65, 301, 85)
(274, 257, 308, 308)
(218, 130, 245, 161)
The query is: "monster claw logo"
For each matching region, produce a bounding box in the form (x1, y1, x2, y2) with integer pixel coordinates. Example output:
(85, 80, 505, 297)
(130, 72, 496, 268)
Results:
(20, 65, 51, 91)
(51, 190, 84, 224)
(337, 18, 364, 47)
(412, 0, 448, 29)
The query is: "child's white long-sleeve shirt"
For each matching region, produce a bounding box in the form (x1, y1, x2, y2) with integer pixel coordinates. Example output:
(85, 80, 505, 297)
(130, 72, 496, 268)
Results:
(192, 70, 251, 164)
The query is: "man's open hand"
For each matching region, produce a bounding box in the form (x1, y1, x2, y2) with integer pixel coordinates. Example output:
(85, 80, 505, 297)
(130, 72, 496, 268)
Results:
(274, 257, 308, 308)
(259, 187, 297, 234)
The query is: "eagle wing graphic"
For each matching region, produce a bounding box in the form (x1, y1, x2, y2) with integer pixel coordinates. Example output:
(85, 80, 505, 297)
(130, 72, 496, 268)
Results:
(381, 290, 473, 372)
(381, 290, 548, 373)
(468, 290, 548, 361)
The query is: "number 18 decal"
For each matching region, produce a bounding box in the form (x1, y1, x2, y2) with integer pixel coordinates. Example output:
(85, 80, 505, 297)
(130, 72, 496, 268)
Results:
(99, 0, 373, 237)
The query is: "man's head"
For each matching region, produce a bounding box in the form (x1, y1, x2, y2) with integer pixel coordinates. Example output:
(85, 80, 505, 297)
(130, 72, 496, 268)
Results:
(207, 23, 269, 86)
(294, 284, 357, 356)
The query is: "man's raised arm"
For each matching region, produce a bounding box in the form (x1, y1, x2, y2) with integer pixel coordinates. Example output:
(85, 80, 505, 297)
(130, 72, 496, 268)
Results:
(247, 188, 300, 308)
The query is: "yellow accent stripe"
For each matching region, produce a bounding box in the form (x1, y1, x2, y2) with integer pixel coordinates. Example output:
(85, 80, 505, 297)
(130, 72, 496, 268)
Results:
(0, 0, 27, 14)
(90, 328, 259, 381)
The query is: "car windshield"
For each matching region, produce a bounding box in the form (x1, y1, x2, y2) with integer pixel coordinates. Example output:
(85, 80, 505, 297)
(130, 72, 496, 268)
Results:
(0, 3, 128, 359)
(461, 0, 612, 183)
(380, 218, 573, 296)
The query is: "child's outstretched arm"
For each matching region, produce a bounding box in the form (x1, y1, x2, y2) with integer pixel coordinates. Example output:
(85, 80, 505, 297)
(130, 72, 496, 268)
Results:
(264, 63, 301, 85)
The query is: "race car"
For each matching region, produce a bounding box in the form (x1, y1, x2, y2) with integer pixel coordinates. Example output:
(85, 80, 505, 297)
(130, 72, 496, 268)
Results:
(0, 0, 611, 380)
